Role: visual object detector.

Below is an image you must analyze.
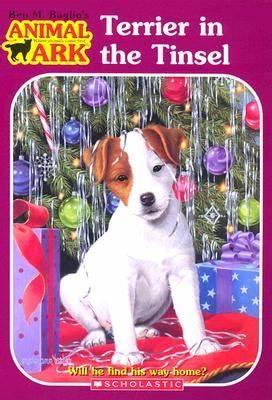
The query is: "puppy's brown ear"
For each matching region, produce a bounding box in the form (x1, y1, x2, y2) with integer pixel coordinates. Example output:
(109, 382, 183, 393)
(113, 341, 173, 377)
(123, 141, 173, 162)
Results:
(83, 137, 113, 183)
(142, 124, 186, 165)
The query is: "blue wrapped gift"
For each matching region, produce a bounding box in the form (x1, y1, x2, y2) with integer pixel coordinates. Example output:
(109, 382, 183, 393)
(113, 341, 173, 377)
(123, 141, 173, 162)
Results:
(196, 261, 260, 317)
(197, 231, 260, 317)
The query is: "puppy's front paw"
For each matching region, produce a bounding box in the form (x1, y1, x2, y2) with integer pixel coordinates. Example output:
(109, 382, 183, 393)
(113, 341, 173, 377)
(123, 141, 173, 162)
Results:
(81, 329, 106, 348)
(111, 351, 144, 366)
(191, 338, 221, 356)
(135, 326, 160, 339)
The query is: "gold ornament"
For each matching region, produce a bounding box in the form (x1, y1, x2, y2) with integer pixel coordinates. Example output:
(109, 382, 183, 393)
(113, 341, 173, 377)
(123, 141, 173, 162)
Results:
(131, 114, 140, 126)
(72, 83, 80, 93)
(224, 124, 233, 136)
(184, 102, 191, 112)
(58, 192, 65, 201)
(227, 224, 235, 234)
(235, 83, 245, 94)
(72, 158, 81, 168)
(31, 105, 39, 116)
(217, 180, 227, 193)
(70, 231, 78, 241)
(16, 131, 24, 141)
(180, 137, 189, 151)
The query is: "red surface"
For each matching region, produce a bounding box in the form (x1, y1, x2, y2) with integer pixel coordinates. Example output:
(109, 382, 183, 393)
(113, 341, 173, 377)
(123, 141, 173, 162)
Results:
(1, 1, 272, 399)
(32, 310, 258, 383)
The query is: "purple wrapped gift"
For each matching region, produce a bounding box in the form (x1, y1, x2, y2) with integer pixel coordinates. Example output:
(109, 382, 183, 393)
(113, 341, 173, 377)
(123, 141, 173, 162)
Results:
(13, 228, 60, 373)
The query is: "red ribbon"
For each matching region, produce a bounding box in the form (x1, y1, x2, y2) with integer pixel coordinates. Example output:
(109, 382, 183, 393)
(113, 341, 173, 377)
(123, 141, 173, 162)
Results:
(14, 200, 49, 321)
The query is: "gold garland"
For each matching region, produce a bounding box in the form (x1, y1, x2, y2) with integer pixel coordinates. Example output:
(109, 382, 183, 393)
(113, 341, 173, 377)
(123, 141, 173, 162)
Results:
(191, 362, 254, 383)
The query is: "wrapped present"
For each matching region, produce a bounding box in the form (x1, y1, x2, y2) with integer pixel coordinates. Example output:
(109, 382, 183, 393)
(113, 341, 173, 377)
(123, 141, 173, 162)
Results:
(197, 231, 260, 317)
(13, 200, 60, 373)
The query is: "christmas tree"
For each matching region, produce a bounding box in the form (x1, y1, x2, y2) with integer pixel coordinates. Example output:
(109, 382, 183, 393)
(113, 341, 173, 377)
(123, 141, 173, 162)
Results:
(13, 76, 260, 273)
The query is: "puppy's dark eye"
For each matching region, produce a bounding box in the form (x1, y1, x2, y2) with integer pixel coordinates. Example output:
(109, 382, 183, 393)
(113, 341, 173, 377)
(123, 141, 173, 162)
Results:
(153, 165, 163, 173)
(117, 175, 128, 182)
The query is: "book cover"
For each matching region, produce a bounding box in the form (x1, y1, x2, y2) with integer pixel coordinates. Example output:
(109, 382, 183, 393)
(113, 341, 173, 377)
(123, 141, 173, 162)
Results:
(0, 1, 271, 399)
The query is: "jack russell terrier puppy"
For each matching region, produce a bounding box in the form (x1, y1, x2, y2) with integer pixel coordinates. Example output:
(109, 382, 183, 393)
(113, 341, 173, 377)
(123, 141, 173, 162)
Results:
(60, 124, 220, 366)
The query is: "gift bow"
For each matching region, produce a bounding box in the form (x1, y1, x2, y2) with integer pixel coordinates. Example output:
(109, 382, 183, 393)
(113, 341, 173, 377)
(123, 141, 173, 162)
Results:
(13, 200, 49, 321)
(221, 231, 260, 266)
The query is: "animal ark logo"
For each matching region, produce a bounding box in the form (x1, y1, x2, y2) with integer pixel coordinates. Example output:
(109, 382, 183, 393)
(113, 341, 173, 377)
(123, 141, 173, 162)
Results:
(2, 20, 93, 65)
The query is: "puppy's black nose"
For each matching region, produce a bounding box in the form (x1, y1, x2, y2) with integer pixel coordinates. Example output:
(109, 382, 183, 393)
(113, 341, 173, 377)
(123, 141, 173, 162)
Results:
(140, 192, 155, 207)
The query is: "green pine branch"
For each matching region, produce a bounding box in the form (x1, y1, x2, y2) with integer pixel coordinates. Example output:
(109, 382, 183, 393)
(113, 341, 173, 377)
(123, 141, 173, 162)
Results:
(13, 76, 260, 260)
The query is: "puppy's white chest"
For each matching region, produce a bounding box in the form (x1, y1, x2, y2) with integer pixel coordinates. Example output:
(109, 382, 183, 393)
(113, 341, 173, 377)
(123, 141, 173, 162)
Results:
(126, 232, 175, 263)
(133, 262, 171, 323)
(109, 201, 192, 263)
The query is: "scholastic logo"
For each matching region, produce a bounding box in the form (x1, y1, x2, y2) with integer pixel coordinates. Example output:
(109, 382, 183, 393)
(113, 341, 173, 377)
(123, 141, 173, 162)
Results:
(89, 377, 184, 391)
(2, 20, 93, 65)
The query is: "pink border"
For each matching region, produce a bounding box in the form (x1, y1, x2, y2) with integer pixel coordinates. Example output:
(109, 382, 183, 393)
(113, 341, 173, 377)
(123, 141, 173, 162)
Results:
(1, 1, 272, 398)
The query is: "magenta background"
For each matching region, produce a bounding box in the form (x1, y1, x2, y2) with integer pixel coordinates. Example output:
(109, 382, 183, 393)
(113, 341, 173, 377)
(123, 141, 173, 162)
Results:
(0, 0, 271, 398)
